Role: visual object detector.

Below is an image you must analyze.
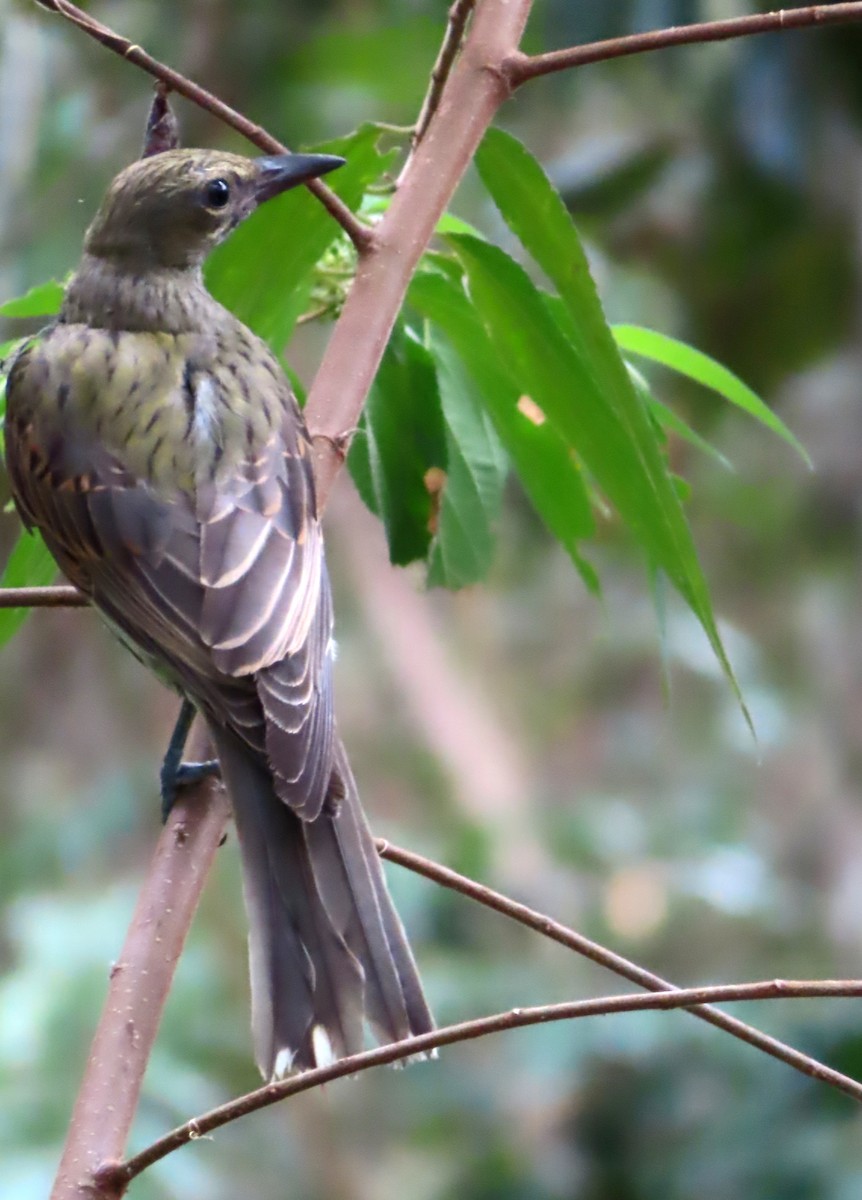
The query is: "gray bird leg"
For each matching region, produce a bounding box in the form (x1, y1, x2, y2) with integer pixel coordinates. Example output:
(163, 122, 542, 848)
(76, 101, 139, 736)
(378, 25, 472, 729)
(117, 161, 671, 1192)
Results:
(160, 697, 220, 821)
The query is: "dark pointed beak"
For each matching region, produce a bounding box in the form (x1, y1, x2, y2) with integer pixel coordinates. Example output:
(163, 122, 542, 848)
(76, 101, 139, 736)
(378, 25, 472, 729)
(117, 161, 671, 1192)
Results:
(253, 153, 345, 203)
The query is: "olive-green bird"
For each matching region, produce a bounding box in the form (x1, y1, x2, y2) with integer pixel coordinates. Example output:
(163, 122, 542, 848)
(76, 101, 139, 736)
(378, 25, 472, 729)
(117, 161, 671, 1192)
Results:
(4, 147, 434, 1078)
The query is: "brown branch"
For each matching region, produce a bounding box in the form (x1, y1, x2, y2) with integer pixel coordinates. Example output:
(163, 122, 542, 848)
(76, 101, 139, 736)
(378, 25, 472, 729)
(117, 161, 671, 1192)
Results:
(411, 0, 477, 149)
(0, 585, 87, 607)
(504, 3, 862, 85)
(378, 841, 862, 1103)
(305, 0, 533, 505)
(117, 977, 862, 1182)
(30, 0, 373, 253)
(51, 728, 231, 1200)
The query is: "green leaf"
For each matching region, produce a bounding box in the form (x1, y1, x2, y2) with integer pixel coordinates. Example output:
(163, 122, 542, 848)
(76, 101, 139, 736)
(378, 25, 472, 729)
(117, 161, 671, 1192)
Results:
(448, 231, 744, 717)
(473, 127, 745, 714)
(347, 324, 446, 565)
(206, 125, 393, 351)
(408, 268, 598, 591)
(426, 338, 508, 588)
(0, 280, 65, 319)
(0, 529, 57, 645)
(613, 324, 811, 467)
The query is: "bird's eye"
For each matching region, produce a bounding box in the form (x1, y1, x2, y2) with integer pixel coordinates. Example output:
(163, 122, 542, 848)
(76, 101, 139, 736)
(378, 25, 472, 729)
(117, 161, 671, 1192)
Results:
(205, 179, 230, 209)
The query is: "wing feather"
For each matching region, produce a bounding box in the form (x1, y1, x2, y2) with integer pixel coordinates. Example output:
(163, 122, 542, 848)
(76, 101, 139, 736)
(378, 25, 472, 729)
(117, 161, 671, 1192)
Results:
(6, 342, 334, 822)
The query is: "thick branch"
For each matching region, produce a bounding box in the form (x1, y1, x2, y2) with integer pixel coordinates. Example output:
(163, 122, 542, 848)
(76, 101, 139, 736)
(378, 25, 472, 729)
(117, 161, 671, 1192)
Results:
(305, 0, 532, 504)
(51, 729, 230, 1200)
(505, 3, 862, 85)
(31, 0, 372, 252)
(378, 842, 862, 1102)
(118, 977, 862, 1181)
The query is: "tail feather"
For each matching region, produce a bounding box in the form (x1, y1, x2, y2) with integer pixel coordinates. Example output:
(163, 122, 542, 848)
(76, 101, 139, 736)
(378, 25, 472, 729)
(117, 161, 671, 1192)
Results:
(308, 739, 435, 1047)
(210, 725, 434, 1078)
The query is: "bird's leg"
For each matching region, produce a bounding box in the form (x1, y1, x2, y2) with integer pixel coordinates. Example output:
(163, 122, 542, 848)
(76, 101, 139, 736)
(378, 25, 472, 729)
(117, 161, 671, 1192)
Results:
(160, 697, 221, 822)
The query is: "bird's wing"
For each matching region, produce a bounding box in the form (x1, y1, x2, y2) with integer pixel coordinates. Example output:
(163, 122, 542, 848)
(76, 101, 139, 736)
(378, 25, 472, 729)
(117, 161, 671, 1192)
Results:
(5, 334, 335, 820)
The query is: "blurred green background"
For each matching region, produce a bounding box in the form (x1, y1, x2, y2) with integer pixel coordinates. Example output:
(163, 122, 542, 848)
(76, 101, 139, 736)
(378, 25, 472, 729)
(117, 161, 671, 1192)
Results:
(4, 0, 862, 1196)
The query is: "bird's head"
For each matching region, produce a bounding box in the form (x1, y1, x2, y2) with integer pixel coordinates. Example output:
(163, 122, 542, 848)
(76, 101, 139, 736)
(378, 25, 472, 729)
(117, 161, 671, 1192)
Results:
(84, 148, 344, 270)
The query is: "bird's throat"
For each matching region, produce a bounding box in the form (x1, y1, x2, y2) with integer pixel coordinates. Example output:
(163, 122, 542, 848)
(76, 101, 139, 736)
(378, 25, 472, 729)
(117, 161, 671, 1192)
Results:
(62, 253, 226, 336)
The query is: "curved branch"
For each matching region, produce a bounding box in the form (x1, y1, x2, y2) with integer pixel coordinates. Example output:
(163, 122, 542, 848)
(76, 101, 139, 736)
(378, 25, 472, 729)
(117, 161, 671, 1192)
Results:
(505, 3, 862, 85)
(378, 842, 862, 1102)
(31, 0, 373, 252)
(117, 977, 862, 1182)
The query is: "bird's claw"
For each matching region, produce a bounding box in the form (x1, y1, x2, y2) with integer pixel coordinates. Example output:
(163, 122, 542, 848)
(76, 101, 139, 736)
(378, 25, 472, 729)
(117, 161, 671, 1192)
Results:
(160, 757, 221, 823)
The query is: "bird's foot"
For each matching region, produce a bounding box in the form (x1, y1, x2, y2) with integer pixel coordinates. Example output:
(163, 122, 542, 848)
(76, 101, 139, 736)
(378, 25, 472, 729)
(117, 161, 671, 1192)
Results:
(160, 757, 221, 823)
(159, 696, 221, 822)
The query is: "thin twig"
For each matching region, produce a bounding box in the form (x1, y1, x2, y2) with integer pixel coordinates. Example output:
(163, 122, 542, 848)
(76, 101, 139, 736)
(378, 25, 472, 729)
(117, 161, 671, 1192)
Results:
(118, 978, 862, 1181)
(378, 841, 862, 1102)
(31, 0, 373, 252)
(412, 0, 477, 148)
(504, 3, 862, 85)
(0, 585, 87, 607)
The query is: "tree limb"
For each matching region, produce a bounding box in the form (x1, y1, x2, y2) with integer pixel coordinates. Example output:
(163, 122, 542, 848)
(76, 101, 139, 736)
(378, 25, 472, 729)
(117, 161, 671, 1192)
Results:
(305, 0, 532, 504)
(50, 729, 230, 1200)
(504, 3, 862, 85)
(30, 0, 373, 252)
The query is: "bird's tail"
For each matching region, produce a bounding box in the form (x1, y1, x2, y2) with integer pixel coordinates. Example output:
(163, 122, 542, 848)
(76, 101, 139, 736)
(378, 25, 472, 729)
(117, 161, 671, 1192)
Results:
(210, 726, 434, 1078)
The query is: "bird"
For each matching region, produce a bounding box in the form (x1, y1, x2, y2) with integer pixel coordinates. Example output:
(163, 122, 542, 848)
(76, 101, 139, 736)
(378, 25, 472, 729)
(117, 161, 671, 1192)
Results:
(3, 146, 434, 1078)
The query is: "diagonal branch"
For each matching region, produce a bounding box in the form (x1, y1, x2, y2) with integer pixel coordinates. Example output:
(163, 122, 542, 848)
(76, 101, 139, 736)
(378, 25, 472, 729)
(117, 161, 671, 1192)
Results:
(50, 732, 230, 1200)
(504, 3, 862, 85)
(378, 841, 862, 1102)
(115, 977, 862, 1183)
(30, 0, 373, 252)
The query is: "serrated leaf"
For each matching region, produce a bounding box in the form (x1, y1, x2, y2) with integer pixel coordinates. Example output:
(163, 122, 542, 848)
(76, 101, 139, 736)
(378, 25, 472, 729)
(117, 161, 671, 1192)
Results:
(0, 529, 57, 645)
(613, 324, 811, 467)
(347, 325, 446, 565)
(448, 231, 746, 720)
(0, 280, 65, 319)
(426, 338, 507, 588)
(206, 125, 393, 351)
(474, 127, 746, 719)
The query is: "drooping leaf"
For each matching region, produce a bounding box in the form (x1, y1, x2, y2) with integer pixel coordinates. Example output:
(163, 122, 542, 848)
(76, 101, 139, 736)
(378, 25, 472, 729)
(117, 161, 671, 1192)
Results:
(0, 529, 57, 645)
(612, 323, 811, 467)
(408, 268, 599, 591)
(347, 324, 446, 565)
(0, 280, 65, 319)
(426, 338, 508, 588)
(473, 127, 745, 714)
(206, 125, 393, 351)
(448, 231, 745, 717)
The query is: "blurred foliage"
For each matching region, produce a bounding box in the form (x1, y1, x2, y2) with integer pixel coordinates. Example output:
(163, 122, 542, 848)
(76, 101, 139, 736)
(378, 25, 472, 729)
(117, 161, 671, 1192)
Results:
(4, 1, 862, 1198)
